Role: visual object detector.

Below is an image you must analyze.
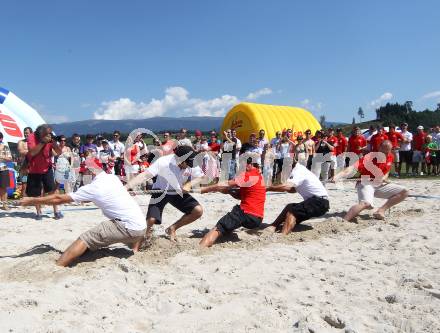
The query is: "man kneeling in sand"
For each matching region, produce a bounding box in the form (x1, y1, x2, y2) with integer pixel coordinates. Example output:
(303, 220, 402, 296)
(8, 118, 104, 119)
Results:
(266, 160, 330, 235)
(199, 157, 266, 247)
(20, 158, 146, 266)
(333, 140, 408, 221)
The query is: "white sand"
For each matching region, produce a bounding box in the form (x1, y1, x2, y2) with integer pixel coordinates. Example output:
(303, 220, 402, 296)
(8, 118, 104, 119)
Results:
(0, 179, 439, 332)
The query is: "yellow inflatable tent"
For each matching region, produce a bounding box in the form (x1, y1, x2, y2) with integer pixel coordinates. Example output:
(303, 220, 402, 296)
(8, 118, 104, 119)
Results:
(220, 102, 321, 142)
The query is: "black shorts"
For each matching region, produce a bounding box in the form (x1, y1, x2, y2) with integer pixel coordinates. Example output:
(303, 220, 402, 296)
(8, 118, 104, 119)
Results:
(216, 205, 262, 234)
(0, 169, 9, 188)
(146, 192, 200, 224)
(287, 196, 329, 223)
(26, 169, 56, 197)
(399, 151, 413, 164)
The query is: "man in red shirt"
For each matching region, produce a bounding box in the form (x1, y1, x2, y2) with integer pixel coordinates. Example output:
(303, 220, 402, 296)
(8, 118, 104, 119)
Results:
(333, 140, 408, 222)
(348, 127, 367, 156)
(26, 124, 63, 220)
(335, 128, 348, 171)
(412, 125, 427, 175)
(370, 126, 389, 152)
(386, 124, 403, 172)
(199, 158, 265, 247)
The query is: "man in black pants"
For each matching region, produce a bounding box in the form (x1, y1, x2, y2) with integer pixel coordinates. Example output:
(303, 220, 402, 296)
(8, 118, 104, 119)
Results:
(266, 160, 330, 235)
(126, 146, 205, 242)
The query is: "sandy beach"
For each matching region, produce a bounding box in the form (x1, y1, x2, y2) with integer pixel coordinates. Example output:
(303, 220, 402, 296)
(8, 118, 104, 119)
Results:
(0, 178, 439, 333)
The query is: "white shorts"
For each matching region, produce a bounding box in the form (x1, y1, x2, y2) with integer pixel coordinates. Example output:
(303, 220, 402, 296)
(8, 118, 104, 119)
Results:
(336, 154, 346, 169)
(392, 149, 400, 163)
(356, 182, 407, 207)
(330, 155, 337, 169)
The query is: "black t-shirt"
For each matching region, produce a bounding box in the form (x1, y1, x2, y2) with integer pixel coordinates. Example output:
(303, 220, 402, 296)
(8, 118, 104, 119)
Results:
(316, 140, 331, 155)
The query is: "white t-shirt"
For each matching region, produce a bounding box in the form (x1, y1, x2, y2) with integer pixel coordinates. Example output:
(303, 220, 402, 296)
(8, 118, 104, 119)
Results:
(147, 154, 204, 191)
(178, 138, 193, 147)
(279, 142, 292, 158)
(109, 141, 125, 158)
(399, 131, 413, 151)
(258, 138, 268, 150)
(270, 138, 281, 159)
(431, 132, 440, 146)
(69, 172, 145, 230)
(287, 164, 328, 200)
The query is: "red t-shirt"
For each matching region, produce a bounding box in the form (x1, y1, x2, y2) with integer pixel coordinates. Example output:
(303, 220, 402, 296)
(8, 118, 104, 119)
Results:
(26, 133, 54, 174)
(370, 132, 389, 152)
(335, 135, 348, 155)
(235, 167, 266, 218)
(208, 141, 221, 152)
(386, 131, 403, 149)
(413, 132, 426, 151)
(356, 152, 394, 178)
(327, 135, 338, 155)
(348, 135, 367, 155)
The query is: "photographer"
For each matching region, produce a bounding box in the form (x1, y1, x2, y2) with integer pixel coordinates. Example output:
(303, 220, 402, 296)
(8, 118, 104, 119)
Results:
(314, 131, 335, 182)
(26, 124, 63, 220)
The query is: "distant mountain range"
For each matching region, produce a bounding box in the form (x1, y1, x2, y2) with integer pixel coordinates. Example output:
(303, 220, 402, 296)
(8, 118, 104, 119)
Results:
(51, 117, 346, 136)
(51, 117, 224, 136)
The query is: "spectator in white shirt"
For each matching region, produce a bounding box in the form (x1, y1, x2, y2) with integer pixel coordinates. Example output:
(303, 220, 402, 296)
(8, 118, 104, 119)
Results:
(177, 128, 193, 147)
(110, 130, 125, 176)
(20, 158, 146, 266)
(397, 122, 413, 177)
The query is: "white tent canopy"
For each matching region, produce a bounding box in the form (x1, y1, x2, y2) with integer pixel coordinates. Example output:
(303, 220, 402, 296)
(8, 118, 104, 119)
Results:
(0, 87, 46, 143)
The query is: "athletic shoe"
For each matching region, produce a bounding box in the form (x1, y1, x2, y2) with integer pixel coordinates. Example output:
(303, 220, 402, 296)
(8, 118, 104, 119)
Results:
(35, 214, 43, 221)
(54, 212, 64, 220)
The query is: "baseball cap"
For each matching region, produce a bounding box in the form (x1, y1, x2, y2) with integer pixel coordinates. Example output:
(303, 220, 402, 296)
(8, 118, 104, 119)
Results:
(417, 125, 424, 130)
(175, 145, 196, 167)
(195, 130, 202, 136)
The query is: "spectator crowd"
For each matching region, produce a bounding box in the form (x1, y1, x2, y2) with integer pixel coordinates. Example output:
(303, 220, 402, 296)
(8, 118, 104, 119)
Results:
(1, 122, 439, 215)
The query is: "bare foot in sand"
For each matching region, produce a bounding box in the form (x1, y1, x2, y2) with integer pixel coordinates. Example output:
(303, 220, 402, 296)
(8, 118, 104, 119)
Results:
(373, 210, 386, 220)
(165, 226, 178, 242)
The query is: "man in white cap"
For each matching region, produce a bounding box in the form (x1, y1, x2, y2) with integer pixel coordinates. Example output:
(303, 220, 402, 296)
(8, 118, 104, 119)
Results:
(412, 126, 427, 175)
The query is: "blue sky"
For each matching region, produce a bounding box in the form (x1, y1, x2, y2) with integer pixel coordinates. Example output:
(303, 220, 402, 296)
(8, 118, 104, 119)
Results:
(1, 0, 439, 123)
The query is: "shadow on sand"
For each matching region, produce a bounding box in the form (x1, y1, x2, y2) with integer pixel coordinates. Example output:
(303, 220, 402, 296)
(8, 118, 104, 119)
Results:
(0, 243, 63, 259)
(69, 247, 134, 267)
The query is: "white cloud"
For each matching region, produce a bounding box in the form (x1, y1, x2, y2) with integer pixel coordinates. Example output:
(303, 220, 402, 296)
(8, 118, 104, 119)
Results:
(370, 92, 393, 107)
(42, 113, 70, 124)
(94, 86, 272, 120)
(245, 88, 272, 100)
(300, 98, 323, 114)
(422, 91, 440, 100)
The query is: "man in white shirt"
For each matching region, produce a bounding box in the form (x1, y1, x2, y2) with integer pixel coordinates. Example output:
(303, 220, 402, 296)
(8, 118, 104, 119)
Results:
(266, 161, 329, 235)
(363, 125, 376, 151)
(397, 123, 413, 176)
(177, 128, 193, 147)
(126, 146, 205, 242)
(109, 130, 125, 176)
(20, 158, 146, 266)
(431, 125, 440, 147)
